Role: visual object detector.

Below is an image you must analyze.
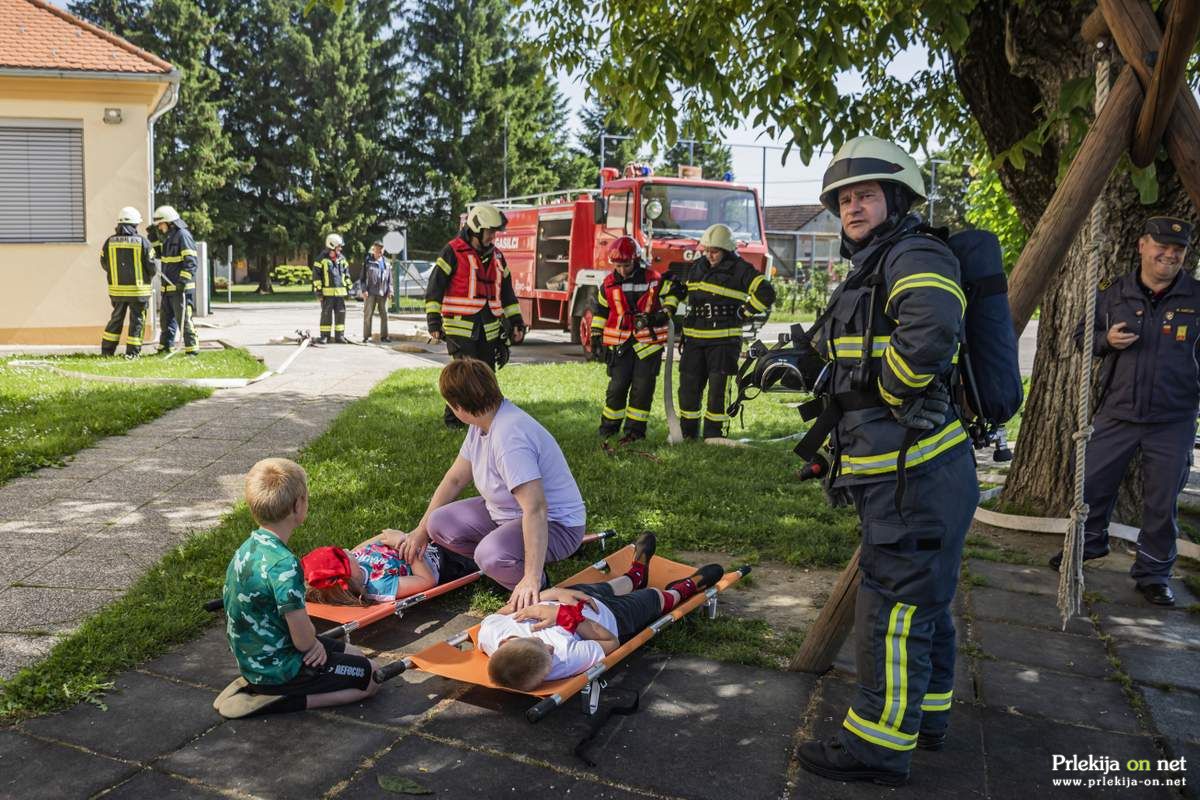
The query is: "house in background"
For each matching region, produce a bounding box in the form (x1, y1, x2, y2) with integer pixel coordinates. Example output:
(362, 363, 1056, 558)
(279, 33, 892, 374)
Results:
(0, 0, 177, 344)
(763, 204, 841, 279)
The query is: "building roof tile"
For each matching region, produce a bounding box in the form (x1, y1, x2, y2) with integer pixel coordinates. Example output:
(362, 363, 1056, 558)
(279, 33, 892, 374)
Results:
(0, 0, 173, 75)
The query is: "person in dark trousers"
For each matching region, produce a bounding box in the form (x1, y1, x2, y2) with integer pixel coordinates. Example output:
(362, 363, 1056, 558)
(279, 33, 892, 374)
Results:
(361, 241, 393, 342)
(590, 236, 670, 442)
(662, 223, 774, 439)
(152, 205, 199, 355)
(313, 233, 352, 343)
(100, 206, 157, 358)
(794, 136, 977, 787)
(425, 202, 527, 428)
(1049, 216, 1198, 607)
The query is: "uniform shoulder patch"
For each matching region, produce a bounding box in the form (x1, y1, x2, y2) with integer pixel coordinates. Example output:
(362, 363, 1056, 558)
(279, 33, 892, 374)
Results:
(1098, 277, 1113, 291)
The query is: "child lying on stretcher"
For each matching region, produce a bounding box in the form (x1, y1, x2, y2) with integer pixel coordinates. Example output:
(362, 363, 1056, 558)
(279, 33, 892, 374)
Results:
(302, 529, 443, 605)
(478, 532, 724, 691)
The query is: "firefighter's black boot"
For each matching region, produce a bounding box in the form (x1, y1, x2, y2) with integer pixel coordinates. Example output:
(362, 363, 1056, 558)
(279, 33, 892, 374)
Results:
(795, 738, 908, 786)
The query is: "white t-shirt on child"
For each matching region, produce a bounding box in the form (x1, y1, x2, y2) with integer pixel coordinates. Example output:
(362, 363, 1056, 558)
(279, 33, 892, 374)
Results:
(478, 599, 619, 682)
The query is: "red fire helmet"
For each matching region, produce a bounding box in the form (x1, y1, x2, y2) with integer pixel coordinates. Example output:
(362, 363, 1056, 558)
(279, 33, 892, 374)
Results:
(607, 235, 640, 268)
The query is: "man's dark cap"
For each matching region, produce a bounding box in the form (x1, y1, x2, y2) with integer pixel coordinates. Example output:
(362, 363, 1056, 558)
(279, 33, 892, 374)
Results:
(1144, 216, 1192, 246)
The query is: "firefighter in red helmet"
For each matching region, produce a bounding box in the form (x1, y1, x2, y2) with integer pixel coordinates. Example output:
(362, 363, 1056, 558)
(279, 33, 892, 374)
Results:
(590, 236, 670, 442)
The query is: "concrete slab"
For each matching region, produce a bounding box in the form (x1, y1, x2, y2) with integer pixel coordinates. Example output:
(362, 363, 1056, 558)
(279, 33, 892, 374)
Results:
(22, 550, 144, 591)
(979, 707, 1173, 798)
(1115, 643, 1200, 693)
(0, 585, 121, 631)
(0, 632, 61, 680)
(96, 769, 228, 799)
(974, 619, 1112, 679)
(1139, 685, 1200, 744)
(1082, 568, 1200, 608)
(22, 672, 218, 762)
(977, 661, 1141, 734)
(970, 586, 1095, 636)
(1094, 602, 1200, 651)
(424, 652, 812, 800)
(965, 560, 1057, 597)
(140, 624, 238, 690)
(159, 710, 396, 799)
(0, 728, 138, 800)
(343, 732, 648, 800)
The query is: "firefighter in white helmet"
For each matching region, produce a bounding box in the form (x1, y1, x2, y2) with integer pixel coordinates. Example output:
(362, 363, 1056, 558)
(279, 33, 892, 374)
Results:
(99, 207, 157, 357)
(151, 204, 199, 355)
(312, 232, 353, 343)
(661, 223, 775, 439)
(425, 203, 527, 428)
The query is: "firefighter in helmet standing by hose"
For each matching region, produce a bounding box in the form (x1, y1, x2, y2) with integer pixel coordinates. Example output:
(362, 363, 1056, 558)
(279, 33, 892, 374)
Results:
(590, 236, 670, 443)
(793, 136, 977, 787)
(425, 202, 527, 428)
(99, 207, 157, 357)
(662, 223, 774, 439)
(313, 233, 353, 343)
(152, 205, 199, 355)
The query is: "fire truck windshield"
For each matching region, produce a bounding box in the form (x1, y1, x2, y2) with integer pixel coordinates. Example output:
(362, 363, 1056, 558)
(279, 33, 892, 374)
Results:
(640, 184, 762, 241)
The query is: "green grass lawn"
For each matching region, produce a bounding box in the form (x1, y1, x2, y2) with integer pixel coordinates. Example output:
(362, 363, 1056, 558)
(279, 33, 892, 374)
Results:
(11, 349, 267, 380)
(0, 363, 209, 486)
(0, 361, 853, 718)
(215, 284, 314, 303)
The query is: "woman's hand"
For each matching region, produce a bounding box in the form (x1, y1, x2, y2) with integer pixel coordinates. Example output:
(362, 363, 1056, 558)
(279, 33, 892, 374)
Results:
(513, 603, 558, 631)
(379, 528, 407, 549)
(509, 575, 542, 612)
(400, 528, 429, 563)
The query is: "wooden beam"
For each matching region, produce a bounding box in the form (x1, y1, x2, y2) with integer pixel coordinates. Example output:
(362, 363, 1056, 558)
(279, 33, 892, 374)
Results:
(1131, 0, 1200, 166)
(790, 545, 860, 673)
(1099, 0, 1200, 210)
(1007, 67, 1142, 335)
(1082, 6, 1110, 44)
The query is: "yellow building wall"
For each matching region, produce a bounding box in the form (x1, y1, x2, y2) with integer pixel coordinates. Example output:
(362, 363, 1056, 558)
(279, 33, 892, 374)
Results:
(0, 77, 169, 345)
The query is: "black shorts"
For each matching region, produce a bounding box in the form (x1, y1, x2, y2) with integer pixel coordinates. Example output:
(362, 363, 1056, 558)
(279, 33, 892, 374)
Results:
(569, 583, 662, 643)
(248, 636, 373, 696)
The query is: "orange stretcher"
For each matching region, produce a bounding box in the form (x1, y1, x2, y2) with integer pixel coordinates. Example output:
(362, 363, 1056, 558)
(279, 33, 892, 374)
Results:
(370, 544, 750, 722)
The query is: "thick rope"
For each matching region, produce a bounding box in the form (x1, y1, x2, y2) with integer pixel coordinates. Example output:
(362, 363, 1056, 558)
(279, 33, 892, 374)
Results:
(1058, 53, 1110, 628)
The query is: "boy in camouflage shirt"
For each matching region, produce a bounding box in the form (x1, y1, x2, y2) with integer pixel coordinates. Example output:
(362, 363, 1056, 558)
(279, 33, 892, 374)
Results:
(223, 457, 381, 713)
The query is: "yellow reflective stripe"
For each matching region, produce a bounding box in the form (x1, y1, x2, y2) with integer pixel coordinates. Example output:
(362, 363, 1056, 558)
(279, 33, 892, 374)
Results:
(747, 275, 768, 311)
(704, 410, 729, 422)
(180, 248, 197, 257)
(436, 257, 453, 275)
(843, 709, 917, 752)
(687, 281, 748, 301)
(884, 346, 932, 388)
(626, 406, 650, 421)
(881, 603, 915, 729)
(840, 420, 968, 476)
(443, 319, 474, 334)
(179, 271, 192, 280)
(602, 406, 626, 420)
(921, 690, 953, 712)
(633, 342, 662, 358)
(683, 326, 742, 339)
(662, 295, 679, 310)
(503, 304, 521, 318)
(591, 317, 607, 331)
(679, 409, 702, 419)
(425, 301, 442, 313)
(877, 378, 904, 407)
(830, 337, 888, 359)
(886, 273, 966, 315)
(107, 288, 152, 297)
(101, 331, 120, 342)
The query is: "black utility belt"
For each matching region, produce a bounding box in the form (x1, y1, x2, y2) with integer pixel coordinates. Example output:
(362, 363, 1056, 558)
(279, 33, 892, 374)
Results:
(686, 302, 740, 320)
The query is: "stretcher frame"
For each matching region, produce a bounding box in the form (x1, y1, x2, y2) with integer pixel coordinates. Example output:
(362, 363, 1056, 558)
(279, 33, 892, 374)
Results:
(369, 544, 750, 722)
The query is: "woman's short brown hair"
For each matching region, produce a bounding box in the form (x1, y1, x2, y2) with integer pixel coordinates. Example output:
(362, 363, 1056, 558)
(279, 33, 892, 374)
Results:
(439, 358, 503, 415)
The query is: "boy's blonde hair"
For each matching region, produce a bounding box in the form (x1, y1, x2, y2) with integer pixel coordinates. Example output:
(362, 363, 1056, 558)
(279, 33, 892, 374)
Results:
(487, 637, 552, 691)
(245, 458, 308, 524)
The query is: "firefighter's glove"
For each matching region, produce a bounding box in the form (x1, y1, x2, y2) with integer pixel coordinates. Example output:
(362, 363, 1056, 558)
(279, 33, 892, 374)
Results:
(890, 385, 951, 431)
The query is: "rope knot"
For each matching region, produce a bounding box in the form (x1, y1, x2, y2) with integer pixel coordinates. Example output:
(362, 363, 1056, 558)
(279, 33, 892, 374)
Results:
(1071, 425, 1094, 442)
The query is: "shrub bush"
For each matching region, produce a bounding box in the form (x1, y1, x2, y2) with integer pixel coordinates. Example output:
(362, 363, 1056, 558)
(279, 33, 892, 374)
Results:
(271, 264, 311, 286)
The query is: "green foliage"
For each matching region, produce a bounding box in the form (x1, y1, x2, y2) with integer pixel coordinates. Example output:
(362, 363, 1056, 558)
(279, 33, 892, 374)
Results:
(965, 156, 1028, 273)
(271, 264, 313, 286)
(0, 363, 855, 717)
(576, 97, 646, 171)
(0, 361, 208, 486)
(656, 110, 733, 180)
(992, 75, 1093, 175)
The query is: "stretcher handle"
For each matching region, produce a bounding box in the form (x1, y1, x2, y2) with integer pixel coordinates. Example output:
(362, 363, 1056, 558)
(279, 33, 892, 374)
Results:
(372, 659, 409, 684)
(525, 696, 560, 724)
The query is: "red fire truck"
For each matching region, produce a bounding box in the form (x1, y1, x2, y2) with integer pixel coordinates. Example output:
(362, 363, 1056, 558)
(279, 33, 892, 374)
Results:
(478, 165, 772, 355)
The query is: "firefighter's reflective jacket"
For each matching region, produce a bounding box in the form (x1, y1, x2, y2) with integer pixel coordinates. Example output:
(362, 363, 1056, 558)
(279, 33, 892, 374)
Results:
(157, 221, 197, 294)
(662, 252, 774, 344)
(312, 249, 352, 297)
(425, 235, 523, 341)
(100, 224, 157, 299)
(590, 263, 668, 358)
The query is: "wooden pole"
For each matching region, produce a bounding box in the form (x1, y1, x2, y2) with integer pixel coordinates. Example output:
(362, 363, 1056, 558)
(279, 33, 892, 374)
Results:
(790, 545, 860, 673)
(1007, 66, 1142, 335)
(1082, 6, 1110, 45)
(1099, 0, 1200, 210)
(1130, 0, 1200, 166)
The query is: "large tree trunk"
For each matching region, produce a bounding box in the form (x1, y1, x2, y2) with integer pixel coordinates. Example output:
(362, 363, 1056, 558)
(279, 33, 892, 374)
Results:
(953, 0, 1194, 518)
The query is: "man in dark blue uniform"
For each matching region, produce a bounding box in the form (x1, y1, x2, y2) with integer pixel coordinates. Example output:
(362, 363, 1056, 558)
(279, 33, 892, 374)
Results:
(1050, 216, 1197, 606)
(794, 136, 978, 786)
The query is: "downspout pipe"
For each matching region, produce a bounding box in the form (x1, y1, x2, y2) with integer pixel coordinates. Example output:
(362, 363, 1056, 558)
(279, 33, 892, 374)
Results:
(146, 71, 181, 338)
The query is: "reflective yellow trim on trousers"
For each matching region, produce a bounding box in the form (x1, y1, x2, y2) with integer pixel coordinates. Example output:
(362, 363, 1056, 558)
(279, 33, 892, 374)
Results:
(443, 319, 475, 336)
(683, 326, 741, 339)
(920, 690, 953, 713)
(679, 409, 702, 420)
(881, 602, 915, 729)
(108, 287, 152, 298)
(704, 410, 729, 422)
(839, 420, 968, 476)
(633, 342, 662, 359)
(843, 708, 917, 752)
(886, 273, 966, 315)
(686, 281, 748, 301)
(626, 406, 650, 422)
(101, 331, 120, 342)
(602, 405, 626, 420)
(884, 346, 932, 388)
